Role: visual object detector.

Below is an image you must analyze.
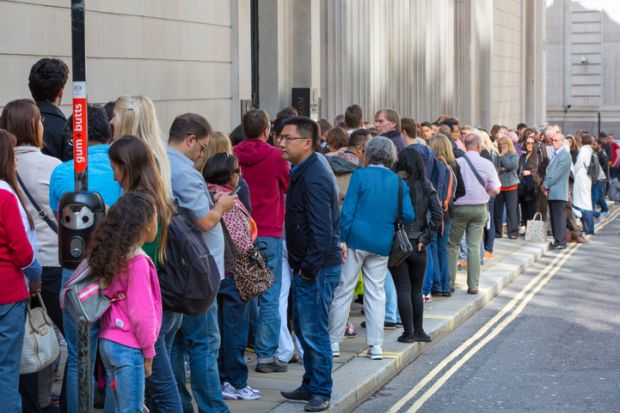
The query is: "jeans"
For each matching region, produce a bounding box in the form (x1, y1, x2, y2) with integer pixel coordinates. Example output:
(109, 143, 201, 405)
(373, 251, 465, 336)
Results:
(574, 206, 595, 235)
(145, 311, 183, 413)
(62, 268, 100, 413)
(293, 265, 340, 399)
(217, 276, 250, 389)
(100, 339, 145, 413)
(430, 218, 452, 293)
(592, 181, 609, 213)
(0, 300, 27, 412)
(422, 245, 434, 295)
(170, 302, 229, 413)
(254, 236, 283, 364)
(484, 197, 495, 252)
(384, 272, 401, 323)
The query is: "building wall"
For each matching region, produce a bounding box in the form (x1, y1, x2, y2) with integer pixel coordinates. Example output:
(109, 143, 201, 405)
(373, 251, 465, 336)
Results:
(0, 0, 251, 134)
(546, 0, 620, 134)
(492, 0, 525, 128)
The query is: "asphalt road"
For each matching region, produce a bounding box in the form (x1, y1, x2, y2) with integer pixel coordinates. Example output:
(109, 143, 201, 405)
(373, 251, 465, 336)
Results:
(354, 214, 620, 413)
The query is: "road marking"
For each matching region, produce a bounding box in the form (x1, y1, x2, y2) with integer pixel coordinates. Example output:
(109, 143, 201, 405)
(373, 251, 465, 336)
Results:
(387, 209, 620, 413)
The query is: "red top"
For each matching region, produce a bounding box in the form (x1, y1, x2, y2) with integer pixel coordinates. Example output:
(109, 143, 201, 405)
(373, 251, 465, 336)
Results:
(611, 142, 620, 165)
(0, 188, 35, 304)
(234, 139, 290, 238)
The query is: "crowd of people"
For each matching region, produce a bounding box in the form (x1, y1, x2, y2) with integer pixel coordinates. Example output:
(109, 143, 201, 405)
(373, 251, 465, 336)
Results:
(0, 58, 618, 413)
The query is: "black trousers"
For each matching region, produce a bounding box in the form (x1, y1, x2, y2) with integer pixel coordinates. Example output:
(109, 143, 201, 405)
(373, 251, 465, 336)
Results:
(520, 197, 538, 225)
(390, 247, 427, 335)
(494, 189, 520, 238)
(548, 200, 567, 245)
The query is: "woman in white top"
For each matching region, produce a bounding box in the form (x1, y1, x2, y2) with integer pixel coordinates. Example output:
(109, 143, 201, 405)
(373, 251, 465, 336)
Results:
(1, 99, 61, 411)
(573, 134, 595, 234)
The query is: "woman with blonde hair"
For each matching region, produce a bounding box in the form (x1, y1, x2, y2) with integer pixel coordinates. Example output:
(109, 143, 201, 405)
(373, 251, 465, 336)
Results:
(494, 136, 520, 239)
(428, 134, 465, 296)
(112, 96, 172, 197)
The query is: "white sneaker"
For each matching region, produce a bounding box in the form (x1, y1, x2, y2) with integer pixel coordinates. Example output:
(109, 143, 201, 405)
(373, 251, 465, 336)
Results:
(221, 382, 239, 400)
(331, 342, 340, 358)
(367, 344, 383, 360)
(236, 385, 262, 400)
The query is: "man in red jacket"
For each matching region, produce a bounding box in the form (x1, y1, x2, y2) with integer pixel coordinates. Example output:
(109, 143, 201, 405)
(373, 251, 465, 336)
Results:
(234, 109, 290, 373)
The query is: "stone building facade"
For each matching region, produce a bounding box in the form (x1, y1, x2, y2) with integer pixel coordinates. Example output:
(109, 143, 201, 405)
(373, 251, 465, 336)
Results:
(0, 0, 545, 134)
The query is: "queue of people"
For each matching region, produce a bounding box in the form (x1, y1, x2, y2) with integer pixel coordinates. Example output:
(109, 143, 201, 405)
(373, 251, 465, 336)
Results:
(0, 58, 616, 413)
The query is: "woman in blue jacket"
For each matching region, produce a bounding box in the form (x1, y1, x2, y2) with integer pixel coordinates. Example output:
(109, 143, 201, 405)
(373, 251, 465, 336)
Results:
(328, 136, 414, 361)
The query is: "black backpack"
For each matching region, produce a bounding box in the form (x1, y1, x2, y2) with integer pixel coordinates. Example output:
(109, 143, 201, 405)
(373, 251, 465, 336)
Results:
(587, 152, 601, 183)
(158, 208, 221, 315)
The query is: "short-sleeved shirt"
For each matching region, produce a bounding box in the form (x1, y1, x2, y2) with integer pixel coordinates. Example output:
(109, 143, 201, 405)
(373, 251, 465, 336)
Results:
(49, 144, 123, 212)
(455, 151, 501, 206)
(167, 147, 225, 279)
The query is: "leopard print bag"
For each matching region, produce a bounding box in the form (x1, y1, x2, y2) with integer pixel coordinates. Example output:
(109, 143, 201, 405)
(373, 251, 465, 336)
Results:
(232, 248, 274, 301)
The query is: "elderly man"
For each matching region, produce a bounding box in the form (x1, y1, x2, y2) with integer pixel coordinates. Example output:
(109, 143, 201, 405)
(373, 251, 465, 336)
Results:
(543, 133, 573, 250)
(375, 108, 405, 152)
(448, 131, 501, 295)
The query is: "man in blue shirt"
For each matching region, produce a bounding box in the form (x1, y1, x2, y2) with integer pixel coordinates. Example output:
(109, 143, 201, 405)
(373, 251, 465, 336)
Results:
(48, 104, 122, 413)
(166, 113, 236, 413)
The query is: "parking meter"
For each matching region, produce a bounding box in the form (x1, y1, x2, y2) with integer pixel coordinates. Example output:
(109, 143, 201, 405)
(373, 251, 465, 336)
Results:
(58, 191, 105, 269)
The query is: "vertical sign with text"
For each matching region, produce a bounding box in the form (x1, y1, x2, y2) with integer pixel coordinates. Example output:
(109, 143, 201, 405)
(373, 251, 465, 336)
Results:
(73, 81, 88, 174)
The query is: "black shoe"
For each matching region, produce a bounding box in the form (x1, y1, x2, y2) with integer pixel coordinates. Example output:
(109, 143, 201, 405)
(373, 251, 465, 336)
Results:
(256, 359, 288, 373)
(450, 287, 455, 293)
(413, 331, 432, 342)
(442, 291, 452, 297)
(467, 288, 479, 295)
(384, 321, 398, 330)
(305, 395, 330, 412)
(281, 387, 312, 401)
(550, 243, 567, 250)
(397, 333, 415, 343)
(430, 290, 443, 297)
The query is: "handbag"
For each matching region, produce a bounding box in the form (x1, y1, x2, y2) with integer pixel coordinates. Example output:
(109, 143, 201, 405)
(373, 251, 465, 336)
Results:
(232, 245, 274, 301)
(20, 293, 61, 374)
(525, 212, 547, 242)
(388, 179, 414, 267)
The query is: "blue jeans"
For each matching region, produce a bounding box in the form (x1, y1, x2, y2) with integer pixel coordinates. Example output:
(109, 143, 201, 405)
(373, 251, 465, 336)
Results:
(217, 276, 250, 389)
(100, 339, 145, 413)
(431, 218, 452, 293)
(145, 311, 183, 413)
(170, 302, 229, 413)
(422, 245, 435, 295)
(575, 207, 595, 235)
(254, 236, 283, 364)
(484, 198, 495, 252)
(384, 271, 400, 323)
(0, 300, 27, 412)
(62, 268, 100, 413)
(592, 181, 609, 213)
(292, 265, 340, 399)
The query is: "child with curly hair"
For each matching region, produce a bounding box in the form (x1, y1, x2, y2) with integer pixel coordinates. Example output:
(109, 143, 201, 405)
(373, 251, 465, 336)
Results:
(85, 192, 162, 412)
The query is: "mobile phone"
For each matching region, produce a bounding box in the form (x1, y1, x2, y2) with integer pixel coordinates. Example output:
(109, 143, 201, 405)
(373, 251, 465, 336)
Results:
(229, 186, 241, 196)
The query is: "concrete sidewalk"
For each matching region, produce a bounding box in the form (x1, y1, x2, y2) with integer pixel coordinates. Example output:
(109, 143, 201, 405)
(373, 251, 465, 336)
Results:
(226, 209, 617, 413)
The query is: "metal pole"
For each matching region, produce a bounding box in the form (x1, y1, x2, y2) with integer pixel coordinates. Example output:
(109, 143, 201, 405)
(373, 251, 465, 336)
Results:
(71, 1, 92, 412)
(598, 111, 601, 138)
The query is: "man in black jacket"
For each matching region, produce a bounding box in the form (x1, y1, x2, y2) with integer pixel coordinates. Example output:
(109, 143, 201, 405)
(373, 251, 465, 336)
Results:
(28, 58, 73, 161)
(278, 117, 343, 412)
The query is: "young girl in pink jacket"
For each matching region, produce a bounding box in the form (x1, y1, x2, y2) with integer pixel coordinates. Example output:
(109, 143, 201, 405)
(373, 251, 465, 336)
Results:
(85, 192, 162, 412)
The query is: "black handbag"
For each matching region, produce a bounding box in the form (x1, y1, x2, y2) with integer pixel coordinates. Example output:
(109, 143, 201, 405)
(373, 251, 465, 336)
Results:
(388, 179, 414, 267)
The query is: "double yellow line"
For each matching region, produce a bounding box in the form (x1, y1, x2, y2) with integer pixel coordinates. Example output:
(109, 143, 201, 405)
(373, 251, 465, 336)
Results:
(387, 209, 620, 413)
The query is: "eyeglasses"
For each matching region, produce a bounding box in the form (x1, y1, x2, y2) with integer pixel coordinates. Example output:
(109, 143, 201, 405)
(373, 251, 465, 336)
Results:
(196, 139, 208, 153)
(278, 134, 309, 143)
(526, 141, 535, 145)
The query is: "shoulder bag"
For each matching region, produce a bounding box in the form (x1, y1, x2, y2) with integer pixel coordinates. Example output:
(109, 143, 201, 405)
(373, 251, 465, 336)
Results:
(20, 292, 61, 374)
(388, 179, 414, 267)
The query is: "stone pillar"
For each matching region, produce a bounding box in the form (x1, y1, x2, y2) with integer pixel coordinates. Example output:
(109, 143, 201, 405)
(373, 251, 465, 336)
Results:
(231, 0, 252, 126)
(524, 0, 546, 127)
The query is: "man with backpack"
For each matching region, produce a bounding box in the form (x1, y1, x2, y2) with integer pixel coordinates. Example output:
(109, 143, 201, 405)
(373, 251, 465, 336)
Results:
(166, 113, 236, 413)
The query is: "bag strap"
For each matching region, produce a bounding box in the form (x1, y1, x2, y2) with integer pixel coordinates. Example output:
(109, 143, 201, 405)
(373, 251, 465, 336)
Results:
(396, 178, 403, 224)
(462, 154, 486, 190)
(16, 172, 58, 233)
